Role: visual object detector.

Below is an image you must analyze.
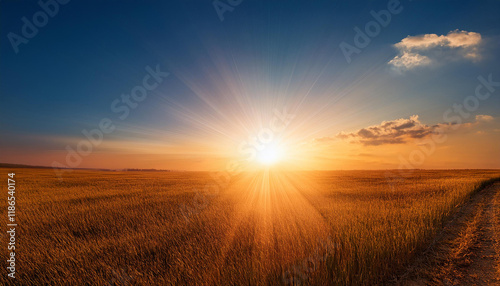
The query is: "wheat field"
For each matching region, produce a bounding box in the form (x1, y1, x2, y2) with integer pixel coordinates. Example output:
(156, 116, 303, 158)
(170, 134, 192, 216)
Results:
(1, 168, 499, 285)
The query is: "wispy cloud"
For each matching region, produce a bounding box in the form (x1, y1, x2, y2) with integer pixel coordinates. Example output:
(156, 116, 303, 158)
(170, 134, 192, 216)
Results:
(475, 114, 494, 122)
(389, 30, 482, 71)
(315, 114, 494, 146)
(460, 114, 495, 128)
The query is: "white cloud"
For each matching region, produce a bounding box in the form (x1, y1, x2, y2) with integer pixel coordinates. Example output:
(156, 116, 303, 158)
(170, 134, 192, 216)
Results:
(475, 114, 494, 122)
(388, 52, 431, 70)
(389, 30, 482, 71)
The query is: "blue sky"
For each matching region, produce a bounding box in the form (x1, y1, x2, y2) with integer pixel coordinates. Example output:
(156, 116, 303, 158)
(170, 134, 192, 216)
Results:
(1, 0, 499, 170)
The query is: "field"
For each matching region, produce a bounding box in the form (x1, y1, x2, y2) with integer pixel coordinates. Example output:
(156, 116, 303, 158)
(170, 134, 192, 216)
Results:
(1, 168, 500, 285)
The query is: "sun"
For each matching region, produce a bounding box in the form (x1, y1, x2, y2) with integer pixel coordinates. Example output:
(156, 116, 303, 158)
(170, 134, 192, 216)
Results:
(257, 144, 283, 165)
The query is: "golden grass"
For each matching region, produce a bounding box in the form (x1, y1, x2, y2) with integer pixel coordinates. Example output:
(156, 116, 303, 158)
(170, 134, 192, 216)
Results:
(1, 168, 499, 285)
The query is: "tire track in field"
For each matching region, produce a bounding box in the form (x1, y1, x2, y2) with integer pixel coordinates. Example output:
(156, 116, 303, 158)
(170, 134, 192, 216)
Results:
(394, 181, 500, 285)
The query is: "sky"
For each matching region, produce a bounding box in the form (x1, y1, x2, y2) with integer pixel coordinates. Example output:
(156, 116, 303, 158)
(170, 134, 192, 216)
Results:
(1, 0, 499, 171)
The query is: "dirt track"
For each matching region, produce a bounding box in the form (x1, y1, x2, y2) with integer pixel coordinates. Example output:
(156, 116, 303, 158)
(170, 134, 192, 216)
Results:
(395, 181, 500, 285)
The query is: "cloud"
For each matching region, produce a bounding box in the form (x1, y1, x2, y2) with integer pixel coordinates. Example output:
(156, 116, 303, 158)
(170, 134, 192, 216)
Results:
(335, 115, 435, 146)
(460, 115, 495, 128)
(475, 114, 494, 122)
(317, 114, 494, 146)
(389, 52, 432, 70)
(389, 30, 482, 71)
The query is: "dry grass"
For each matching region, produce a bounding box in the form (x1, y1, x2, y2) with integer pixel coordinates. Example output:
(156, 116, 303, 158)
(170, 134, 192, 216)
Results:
(1, 168, 499, 285)
(392, 181, 500, 285)
(494, 190, 500, 279)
